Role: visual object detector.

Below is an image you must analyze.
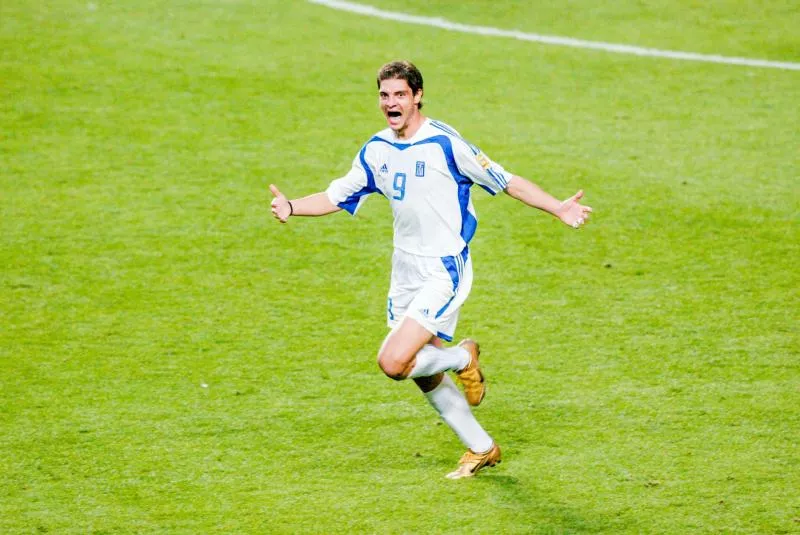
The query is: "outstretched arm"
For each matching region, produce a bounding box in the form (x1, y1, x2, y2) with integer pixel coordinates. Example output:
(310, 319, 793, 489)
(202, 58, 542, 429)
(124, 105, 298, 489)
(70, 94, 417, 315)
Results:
(269, 184, 341, 223)
(504, 175, 592, 229)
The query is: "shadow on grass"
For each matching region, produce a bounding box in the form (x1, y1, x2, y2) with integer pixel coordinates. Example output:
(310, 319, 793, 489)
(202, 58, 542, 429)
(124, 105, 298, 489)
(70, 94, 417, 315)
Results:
(470, 472, 633, 534)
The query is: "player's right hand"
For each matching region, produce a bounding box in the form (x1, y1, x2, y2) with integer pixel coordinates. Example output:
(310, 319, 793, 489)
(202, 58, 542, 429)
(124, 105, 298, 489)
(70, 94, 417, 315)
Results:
(269, 184, 291, 223)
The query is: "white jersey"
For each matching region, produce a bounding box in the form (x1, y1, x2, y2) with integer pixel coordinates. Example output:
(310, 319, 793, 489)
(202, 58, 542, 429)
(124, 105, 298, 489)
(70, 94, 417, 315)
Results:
(326, 118, 513, 257)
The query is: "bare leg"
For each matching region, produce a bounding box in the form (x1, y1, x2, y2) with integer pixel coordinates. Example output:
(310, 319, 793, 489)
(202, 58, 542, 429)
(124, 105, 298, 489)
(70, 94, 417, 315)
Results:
(376, 316, 436, 380)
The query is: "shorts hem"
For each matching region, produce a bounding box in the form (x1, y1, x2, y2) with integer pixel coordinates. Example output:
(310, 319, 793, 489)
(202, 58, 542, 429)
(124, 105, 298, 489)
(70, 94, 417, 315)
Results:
(405, 308, 455, 342)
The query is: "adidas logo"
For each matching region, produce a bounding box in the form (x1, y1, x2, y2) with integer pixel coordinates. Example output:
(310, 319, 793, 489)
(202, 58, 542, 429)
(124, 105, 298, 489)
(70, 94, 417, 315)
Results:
(380, 163, 388, 174)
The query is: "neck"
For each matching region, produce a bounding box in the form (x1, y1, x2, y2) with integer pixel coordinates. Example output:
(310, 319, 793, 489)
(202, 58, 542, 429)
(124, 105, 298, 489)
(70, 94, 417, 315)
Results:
(395, 111, 426, 140)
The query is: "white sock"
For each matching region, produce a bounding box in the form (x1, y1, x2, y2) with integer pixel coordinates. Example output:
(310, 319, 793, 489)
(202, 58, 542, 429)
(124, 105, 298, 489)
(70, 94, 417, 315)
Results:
(424, 374, 493, 453)
(407, 344, 470, 379)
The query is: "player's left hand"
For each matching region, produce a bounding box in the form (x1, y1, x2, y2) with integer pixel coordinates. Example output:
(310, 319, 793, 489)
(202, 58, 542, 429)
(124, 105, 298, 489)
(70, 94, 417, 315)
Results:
(558, 190, 593, 229)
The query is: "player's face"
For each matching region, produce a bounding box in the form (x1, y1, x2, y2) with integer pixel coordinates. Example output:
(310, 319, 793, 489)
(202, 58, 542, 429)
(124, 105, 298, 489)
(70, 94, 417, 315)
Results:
(379, 78, 422, 136)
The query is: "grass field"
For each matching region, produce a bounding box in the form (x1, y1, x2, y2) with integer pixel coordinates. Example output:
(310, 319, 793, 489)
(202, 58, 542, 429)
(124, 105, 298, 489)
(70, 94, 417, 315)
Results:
(2, 1, 798, 533)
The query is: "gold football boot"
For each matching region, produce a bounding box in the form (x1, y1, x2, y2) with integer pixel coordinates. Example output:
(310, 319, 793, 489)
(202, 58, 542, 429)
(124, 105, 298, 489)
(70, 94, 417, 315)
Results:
(456, 339, 485, 406)
(445, 443, 502, 479)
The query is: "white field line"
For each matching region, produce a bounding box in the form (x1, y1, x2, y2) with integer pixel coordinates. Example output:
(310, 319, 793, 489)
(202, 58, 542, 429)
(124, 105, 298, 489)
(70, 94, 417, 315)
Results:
(308, 0, 800, 72)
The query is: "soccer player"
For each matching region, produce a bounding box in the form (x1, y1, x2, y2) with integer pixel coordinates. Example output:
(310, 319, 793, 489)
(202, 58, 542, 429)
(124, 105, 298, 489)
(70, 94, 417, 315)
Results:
(269, 60, 592, 479)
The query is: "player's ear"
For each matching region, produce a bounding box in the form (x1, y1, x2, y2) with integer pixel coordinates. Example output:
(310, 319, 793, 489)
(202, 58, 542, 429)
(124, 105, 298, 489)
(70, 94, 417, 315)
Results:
(414, 89, 423, 107)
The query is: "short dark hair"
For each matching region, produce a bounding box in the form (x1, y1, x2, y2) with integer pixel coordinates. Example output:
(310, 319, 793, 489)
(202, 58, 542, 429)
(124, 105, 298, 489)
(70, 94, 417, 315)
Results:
(377, 60, 424, 109)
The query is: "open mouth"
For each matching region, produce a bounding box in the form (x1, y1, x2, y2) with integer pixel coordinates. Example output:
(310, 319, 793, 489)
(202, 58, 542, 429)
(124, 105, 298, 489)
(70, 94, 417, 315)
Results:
(387, 111, 402, 118)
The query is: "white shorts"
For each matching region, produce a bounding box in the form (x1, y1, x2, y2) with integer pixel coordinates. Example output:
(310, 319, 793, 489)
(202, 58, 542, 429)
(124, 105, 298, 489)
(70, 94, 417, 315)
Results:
(386, 247, 473, 342)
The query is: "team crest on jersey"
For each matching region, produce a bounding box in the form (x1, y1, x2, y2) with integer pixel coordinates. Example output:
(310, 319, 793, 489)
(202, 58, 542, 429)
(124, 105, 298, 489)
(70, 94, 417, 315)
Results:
(415, 161, 425, 177)
(475, 152, 491, 170)
(380, 163, 389, 174)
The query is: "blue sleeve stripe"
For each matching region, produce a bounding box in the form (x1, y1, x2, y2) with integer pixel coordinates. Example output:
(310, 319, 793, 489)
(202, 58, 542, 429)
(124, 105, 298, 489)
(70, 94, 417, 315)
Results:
(486, 168, 508, 190)
(430, 121, 481, 156)
(337, 187, 370, 214)
(360, 142, 378, 191)
(478, 184, 497, 196)
(339, 140, 383, 215)
(430, 120, 459, 138)
(486, 172, 503, 190)
(495, 169, 509, 186)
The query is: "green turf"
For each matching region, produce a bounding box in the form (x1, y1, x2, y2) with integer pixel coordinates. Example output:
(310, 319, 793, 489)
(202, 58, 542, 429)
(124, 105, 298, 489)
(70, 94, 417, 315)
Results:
(1, 1, 798, 533)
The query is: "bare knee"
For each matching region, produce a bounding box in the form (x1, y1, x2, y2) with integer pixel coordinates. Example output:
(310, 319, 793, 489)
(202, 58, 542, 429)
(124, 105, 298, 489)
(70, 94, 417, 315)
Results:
(377, 348, 412, 381)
